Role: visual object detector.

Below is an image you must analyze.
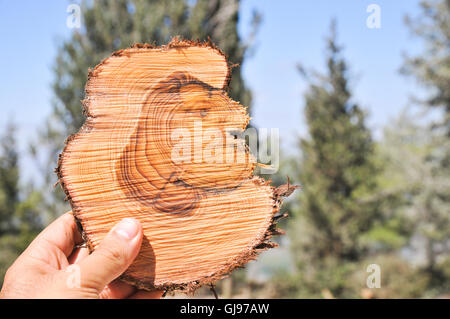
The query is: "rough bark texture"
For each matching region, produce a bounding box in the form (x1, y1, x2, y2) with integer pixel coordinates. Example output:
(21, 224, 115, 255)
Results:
(56, 38, 297, 293)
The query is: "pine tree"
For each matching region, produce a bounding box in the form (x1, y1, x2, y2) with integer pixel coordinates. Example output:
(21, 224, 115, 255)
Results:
(380, 110, 450, 294)
(401, 0, 450, 293)
(35, 0, 256, 217)
(291, 22, 380, 297)
(402, 0, 450, 136)
(0, 122, 19, 235)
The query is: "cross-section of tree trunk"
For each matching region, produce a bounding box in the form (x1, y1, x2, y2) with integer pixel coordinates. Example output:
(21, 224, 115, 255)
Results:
(56, 38, 297, 292)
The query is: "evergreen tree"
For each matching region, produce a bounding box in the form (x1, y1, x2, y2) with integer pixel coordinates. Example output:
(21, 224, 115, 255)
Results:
(402, 0, 450, 135)
(0, 122, 19, 235)
(0, 122, 44, 287)
(30, 0, 257, 296)
(380, 110, 450, 294)
(291, 22, 380, 297)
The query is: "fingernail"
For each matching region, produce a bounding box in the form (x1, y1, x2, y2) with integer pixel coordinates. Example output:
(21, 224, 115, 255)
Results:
(113, 218, 140, 240)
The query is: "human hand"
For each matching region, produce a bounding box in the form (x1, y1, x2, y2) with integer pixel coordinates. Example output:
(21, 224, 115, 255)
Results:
(0, 212, 163, 299)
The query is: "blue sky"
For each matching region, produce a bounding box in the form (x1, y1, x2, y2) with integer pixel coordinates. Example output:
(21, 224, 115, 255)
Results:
(0, 0, 424, 182)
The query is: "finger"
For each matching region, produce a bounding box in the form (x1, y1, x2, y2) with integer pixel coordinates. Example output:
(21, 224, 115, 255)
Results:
(68, 247, 89, 265)
(99, 279, 137, 299)
(25, 212, 83, 258)
(129, 290, 164, 299)
(77, 218, 143, 293)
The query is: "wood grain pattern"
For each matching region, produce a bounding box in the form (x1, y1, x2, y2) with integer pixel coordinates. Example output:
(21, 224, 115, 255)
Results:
(56, 39, 297, 292)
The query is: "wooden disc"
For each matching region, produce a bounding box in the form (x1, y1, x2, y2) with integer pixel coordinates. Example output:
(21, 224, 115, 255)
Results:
(57, 38, 297, 292)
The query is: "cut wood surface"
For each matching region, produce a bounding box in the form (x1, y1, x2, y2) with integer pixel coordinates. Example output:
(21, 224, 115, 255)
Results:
(57, 38, 297, 292)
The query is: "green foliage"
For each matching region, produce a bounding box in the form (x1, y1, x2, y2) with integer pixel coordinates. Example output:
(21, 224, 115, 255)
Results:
(2, 1, 447, 299)
(268, 22, 385, 298)
(27, 0, 258, 296)
(0, 122, 19, 235)
(294, 22, 379, 266)
(267, 252, 429, 299)
(0, 123, 45, 287)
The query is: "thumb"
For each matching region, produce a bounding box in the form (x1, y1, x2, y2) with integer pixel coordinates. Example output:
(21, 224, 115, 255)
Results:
(77, 218, 143, 292)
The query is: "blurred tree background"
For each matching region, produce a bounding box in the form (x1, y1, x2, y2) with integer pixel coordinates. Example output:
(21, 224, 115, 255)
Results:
(0, 122, 45, 284)
(261, 0, 449, 298)
(34, 0, 259, 220)
(0, 0, 448, 297)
